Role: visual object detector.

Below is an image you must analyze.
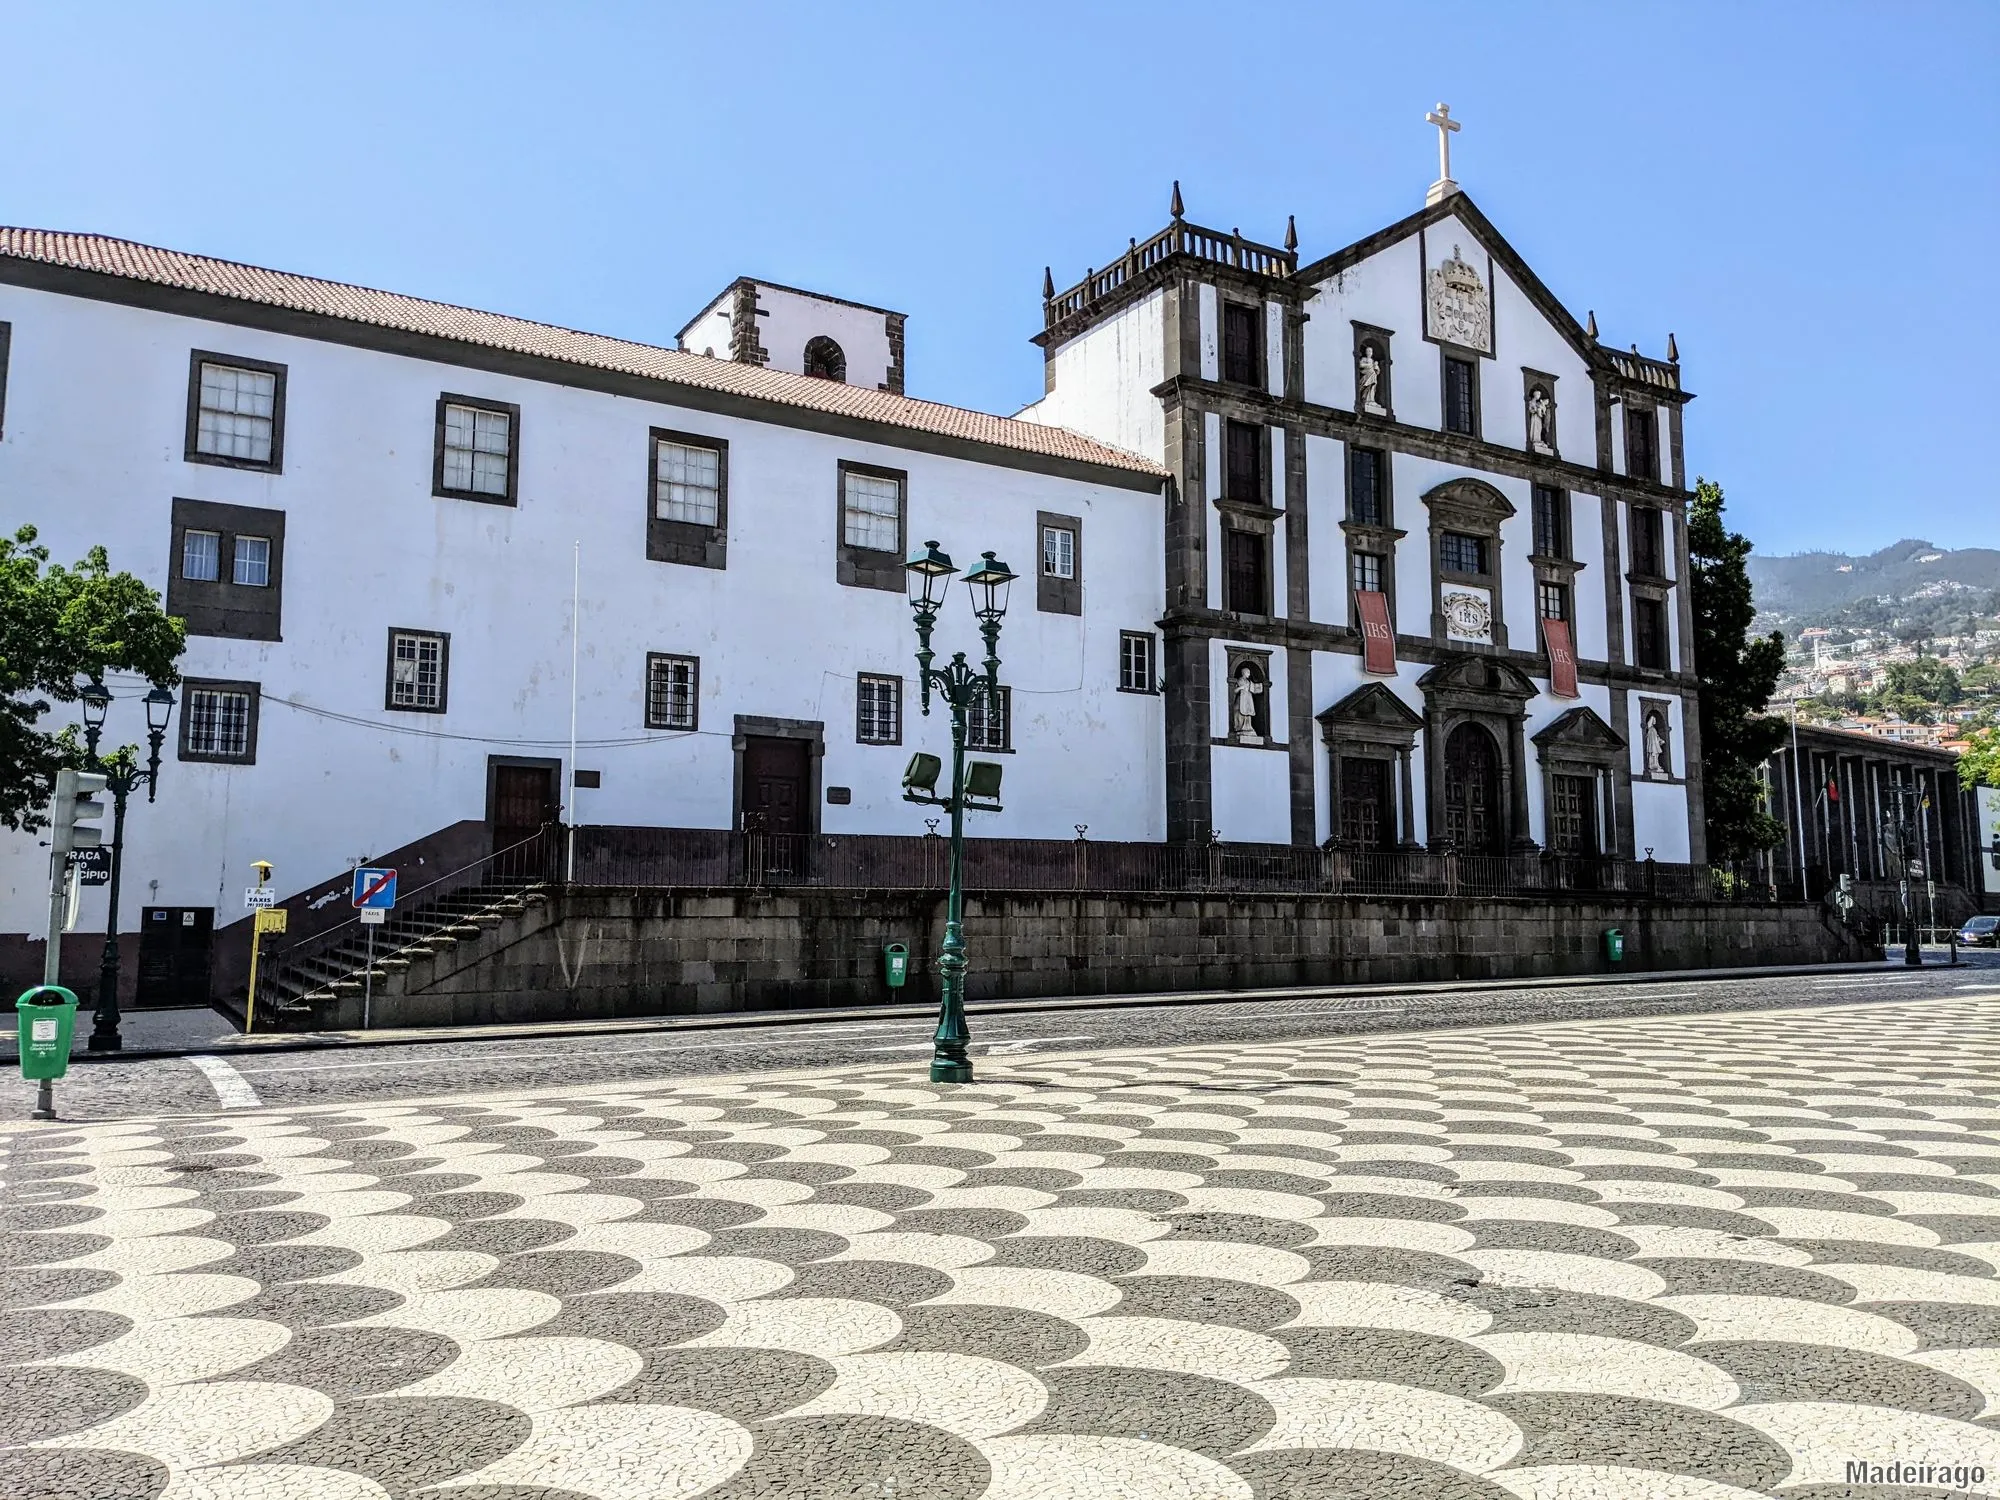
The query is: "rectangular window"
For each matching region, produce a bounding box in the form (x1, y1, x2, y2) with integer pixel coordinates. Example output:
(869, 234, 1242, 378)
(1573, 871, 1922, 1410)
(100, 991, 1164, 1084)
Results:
(442, 402, 512, 497)
(841, 468, 902, 552)
(1625, 406, 1658, 481)
(1349, 447, 1385, 526)
(966, 685, 1011, 752)
(1119, 631, 1156, 693)
(1042, 525, 1075, 579)
(1631, 507, 1665, 576)
(645, 653, 699, 730)
(179, 680, 258, 764)
(1222, 301, 1262, 386)
(232, 535, 271, 587)
(857, 674, 902, 745)
(654, 438, 722, 526)
(1439, 530, 1489, 576)
(1224, 419, 1263, 503)
(1633, 596, 1669, 670)
(1443, 355, 1479, 436)
(1224, 526, 1270, 615)
(181, 529, 221, 582)
(1351, 550, 1384, 596)
(1532, 484, 1568, 559)
(386, 629, 449, 713)
(189, 355, 283, 469)
(1549, 772, 1599, 855)
(1536, 580, 1570, 621)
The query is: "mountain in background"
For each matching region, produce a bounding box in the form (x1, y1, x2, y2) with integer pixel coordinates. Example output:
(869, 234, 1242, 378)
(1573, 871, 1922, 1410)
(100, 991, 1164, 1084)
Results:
(1749, 538, 2000, 632)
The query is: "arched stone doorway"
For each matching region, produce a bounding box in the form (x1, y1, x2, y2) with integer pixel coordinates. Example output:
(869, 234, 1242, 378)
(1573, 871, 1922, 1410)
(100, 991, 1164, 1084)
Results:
(1443, 722, 1504, 853)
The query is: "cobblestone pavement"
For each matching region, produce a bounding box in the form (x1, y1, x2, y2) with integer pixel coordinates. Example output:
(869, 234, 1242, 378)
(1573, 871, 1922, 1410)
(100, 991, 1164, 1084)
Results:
(9, 994, 2000, 1497)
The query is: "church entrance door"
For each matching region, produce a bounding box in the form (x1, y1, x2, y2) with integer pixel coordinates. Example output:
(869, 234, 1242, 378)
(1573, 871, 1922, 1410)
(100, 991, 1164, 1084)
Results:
(1443, 723, 1503, 854)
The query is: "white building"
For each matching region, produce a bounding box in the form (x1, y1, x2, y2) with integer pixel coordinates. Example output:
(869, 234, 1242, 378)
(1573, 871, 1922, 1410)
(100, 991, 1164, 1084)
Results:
(0, 141, 1706, 997)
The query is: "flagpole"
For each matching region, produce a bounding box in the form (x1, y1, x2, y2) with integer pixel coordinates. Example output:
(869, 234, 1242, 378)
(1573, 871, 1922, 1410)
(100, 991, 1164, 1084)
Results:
(566, 541, 580, 884)
(1790, 702, 1809, 901)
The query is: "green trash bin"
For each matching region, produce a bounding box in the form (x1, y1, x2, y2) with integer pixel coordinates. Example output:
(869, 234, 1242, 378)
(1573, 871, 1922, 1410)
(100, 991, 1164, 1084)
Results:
(1603, 928, 1625, 964)
(883, 943, 910, 989)
(16, 986, 79, 1081)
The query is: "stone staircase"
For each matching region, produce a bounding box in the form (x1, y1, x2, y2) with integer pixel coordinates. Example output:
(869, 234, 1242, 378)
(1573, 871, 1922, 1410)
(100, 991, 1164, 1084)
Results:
(259, 878, 552, 1025)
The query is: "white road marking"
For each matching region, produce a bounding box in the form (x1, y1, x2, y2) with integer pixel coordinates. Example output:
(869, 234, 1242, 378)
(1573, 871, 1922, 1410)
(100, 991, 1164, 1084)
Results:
(863, 1044, 937, 1053)
(982, 1036, 1097, 1054)
(188, 1055, 263, 1109)
(235, 1028, 924, 1075)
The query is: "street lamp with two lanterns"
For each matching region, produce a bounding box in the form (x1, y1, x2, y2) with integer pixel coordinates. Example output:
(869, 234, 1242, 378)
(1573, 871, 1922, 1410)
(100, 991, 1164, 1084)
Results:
(77, 677, 175, 1051)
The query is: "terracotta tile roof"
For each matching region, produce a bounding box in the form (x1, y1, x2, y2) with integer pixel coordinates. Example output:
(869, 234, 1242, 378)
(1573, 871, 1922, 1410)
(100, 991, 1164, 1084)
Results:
(0, 228, 1165, 480)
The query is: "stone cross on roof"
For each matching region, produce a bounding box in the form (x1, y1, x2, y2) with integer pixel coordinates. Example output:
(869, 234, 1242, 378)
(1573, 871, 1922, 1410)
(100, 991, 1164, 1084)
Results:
(1426, 102, 1462, 205)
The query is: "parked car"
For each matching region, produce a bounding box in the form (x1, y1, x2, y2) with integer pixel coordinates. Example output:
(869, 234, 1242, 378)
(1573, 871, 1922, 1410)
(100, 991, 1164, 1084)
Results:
(1960, 915, 2000, 948)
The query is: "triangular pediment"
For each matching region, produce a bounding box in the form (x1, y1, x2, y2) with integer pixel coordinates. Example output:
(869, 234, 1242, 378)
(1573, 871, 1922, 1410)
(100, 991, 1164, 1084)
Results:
(1532, 705, 1626, 752)
(1318, 681, 1424, 731)
(1417, 653, 1539, 702)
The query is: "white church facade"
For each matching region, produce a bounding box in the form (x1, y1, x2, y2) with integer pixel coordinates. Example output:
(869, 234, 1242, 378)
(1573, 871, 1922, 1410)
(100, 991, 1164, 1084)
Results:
(0, 126, 1703, 964)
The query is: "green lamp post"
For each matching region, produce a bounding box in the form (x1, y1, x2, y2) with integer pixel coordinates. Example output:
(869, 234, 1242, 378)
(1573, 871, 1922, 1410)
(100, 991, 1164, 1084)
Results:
(902, 541, 1016, 1084)
(77, 678, 175, 1052)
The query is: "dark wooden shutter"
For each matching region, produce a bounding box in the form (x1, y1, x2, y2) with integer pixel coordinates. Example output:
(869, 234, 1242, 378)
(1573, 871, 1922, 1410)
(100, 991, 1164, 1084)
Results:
(1222, 303, 1261, 386)
(1224, 528, 1269, 616)
(1225, 420, 1262, 503)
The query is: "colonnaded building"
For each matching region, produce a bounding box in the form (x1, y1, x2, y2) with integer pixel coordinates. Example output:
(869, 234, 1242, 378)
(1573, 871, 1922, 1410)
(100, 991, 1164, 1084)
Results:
(0, 119, 1724, 1004)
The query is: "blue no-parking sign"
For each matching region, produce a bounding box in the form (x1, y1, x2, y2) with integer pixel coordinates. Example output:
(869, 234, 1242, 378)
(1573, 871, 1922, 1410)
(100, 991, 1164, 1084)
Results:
(351, 867, 397, 910)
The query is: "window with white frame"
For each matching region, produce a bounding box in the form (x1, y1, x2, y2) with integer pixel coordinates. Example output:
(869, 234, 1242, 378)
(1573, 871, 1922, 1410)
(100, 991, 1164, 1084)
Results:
(233, 535, 271, 587)
(387, 630, 448, 712)
(440, 401, 513, 498)
(1119, 631, 1156, 693)
(646, 653, 699, 730)
(194, 361, 278, 464)
(182, 530, 221, 582)
(841, 468, 902, 552)
(857, 674, 902, 744)
(654, 437, 722, 526)
(966, 685, 1011, 752)
(181, 682, 256, 762)
(1042, 525, 1076, 580)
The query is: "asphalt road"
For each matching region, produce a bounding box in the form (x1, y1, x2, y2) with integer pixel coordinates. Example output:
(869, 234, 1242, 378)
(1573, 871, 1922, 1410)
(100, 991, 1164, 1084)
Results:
(15, 956, 2000, 1124)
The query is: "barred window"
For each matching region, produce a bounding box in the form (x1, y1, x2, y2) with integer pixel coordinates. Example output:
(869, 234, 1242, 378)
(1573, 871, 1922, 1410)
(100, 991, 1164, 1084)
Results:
(1439, 530, 1489, 576)
(181, 683, 256, 762)
(233, 535, 271, 587)
(857, 674, 902, 744)
(646, 653, 699, 730)
(195, 362, 277, 464)
(1351, 550, 1384, 595)
(441, 402, 512, 497)
(182, 529, 220, 582)
(1536, 580, 1570, 622)
(654, 438, 722, 526)
(966, 685, 1011, 752)
(387, 630, 448, 712)
(841, 469, 902, 551)
(1042, 525, 1075, 580)
(1119, 631, 1156, 693)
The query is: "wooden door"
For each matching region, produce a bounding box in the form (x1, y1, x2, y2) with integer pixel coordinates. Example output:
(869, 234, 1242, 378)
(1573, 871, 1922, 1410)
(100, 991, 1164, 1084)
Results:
(1549, 773, 1599, 855)
(1339, 757, 1393, 851)
(491, 762, 558, 850)
(742, 737, 810, 835)
(1443, 724, 1502, 854)
(135, 907, 214, 1008)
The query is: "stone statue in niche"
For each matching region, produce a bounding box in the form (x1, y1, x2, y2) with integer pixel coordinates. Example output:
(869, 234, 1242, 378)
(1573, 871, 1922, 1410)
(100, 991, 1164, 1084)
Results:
(1231, 662, 1267, 745)
(1643, 708, 1670, 778)
(1527, 385, 1555, 455)
(1357, 343, 1388, 416)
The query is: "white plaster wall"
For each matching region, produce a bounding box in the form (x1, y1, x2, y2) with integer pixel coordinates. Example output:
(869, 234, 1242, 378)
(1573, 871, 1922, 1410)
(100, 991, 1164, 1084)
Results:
(1208, 638, 1291, 844)
(1014, 289, 1166, 462)
(1197, 284, 1219, 383)
(1568, 492, 1608, 662)
(1301, 235, 1426, 419)
(1979, 787, 2000, 896)
(1631, 780, 1693, 862)
(678, 303, 734, 360)
(1305, 435, 1348, 628)
(1264, 300, 1284, 398)
(0, 283, 1163, 936)
(751, 284, 894, 390)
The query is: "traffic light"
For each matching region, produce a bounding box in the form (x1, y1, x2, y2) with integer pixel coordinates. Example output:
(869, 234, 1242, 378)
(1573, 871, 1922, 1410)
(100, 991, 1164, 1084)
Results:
(49, 768, 109, 861)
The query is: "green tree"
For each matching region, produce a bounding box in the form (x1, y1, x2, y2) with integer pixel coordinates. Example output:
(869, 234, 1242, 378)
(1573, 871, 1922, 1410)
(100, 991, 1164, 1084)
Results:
(1961, 725, 2000, 790)
(1, 525, 186, 832)
(1688, 478, 1789, 861)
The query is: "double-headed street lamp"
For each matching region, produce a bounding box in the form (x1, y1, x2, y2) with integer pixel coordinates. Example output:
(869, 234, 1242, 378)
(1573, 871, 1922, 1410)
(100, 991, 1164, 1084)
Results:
(78, 678, 174, 1051)
(901, 542, 1016, 1084)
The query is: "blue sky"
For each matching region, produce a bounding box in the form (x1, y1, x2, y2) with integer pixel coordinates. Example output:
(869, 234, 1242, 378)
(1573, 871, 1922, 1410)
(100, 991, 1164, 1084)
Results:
(2, 1, 1993, 557)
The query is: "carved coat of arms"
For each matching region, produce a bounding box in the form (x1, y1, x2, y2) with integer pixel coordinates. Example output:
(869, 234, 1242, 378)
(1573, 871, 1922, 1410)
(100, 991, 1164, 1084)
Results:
(1426, 243, 1491, 353)
(1442, 587, 1494, 643)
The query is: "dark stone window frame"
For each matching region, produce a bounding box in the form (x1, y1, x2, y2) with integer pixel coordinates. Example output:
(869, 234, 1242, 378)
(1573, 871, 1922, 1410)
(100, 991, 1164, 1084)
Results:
(1118, 630, 1158, 694)
(433, 392, 521, 506)
(856, 672, 904, 746)
(1531, 706, 1625, 855)
(184, 349, 288, 474)
(0, 319, 11, 440)
(383, 627, 451, 715)
(804, 335, 847, 382)
(835, 459, 907, 593)
(1630, 590, 1673, 674)
(1422, 478, 1515, 652)
(645, 652, 701, 732)
(1521, 367, 1559, 458)
(1220, 297, 1265, 389)
(1341, 442, 1405, 628)
(1624, 400, 1661, 483)
(166, 498, 286, 643)
(1216, 418, 1278, 619)
(1627, 504, 1670, 582)
(1440, 349, 1481, 440)
(647, 426, 729, 570)
(1351, 322, 1394, 419)
(177, 677, 261, 766)
(1036, 510, 1082, 615)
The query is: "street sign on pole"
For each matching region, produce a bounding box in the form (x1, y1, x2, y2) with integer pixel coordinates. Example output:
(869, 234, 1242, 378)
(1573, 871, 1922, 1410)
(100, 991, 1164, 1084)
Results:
(244, 887, 276, 910)
(359, 909, 386, 926)
(74, 848, 111, 888)
(351, 868, 397, 910)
